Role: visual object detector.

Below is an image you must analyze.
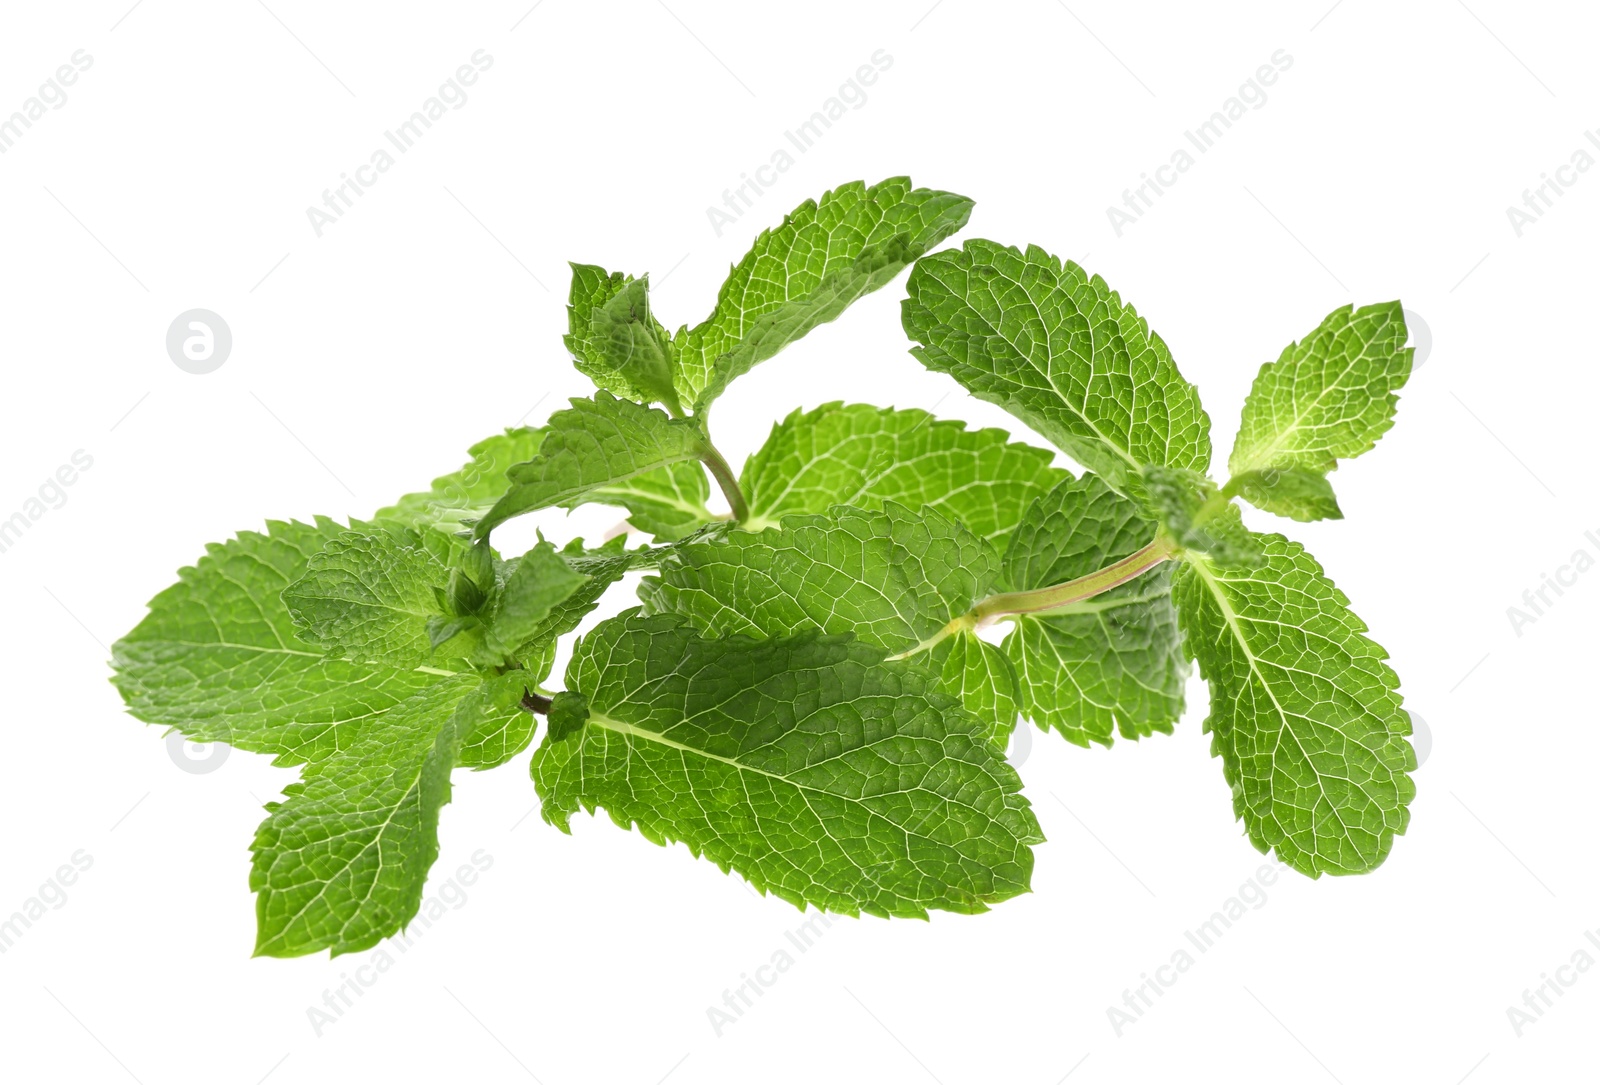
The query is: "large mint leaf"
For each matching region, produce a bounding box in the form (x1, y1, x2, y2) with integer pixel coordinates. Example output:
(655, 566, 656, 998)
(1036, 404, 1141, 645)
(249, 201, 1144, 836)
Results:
(566, 266, 682, 413)
(638, 503, 1016, 741)
(112, 519, 466, 765)
(740, 402, 1066, 547)
(587, 460, 712, 541)
(676, 178, 974, 411)
(1000, 475, 1187, 747)
(532, 613, 1040, 917)
(474, 393, 706, 538)
(282, 530, 450, 668)
(1227, 302, 1412, 518)
(903, 241, 1211, 495)
(372, 428, 544, 533)
(251, 676, 473, 957)
(1171, 534, 1414, 876)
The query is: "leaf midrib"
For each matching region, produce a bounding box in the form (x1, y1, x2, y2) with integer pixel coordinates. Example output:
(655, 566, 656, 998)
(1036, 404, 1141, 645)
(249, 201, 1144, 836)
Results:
(585, 709, 880, 801)
(122, 637, 462, 677)
(956, 258, 1142, 474)
(1232, 328, 1378, 473)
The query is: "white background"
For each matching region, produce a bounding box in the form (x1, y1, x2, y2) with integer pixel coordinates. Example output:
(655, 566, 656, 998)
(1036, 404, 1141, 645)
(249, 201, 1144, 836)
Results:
(0, 1, 1594, 1082)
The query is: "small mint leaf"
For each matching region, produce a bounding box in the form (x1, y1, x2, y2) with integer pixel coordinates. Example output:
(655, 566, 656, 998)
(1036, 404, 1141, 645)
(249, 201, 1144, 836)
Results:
(588, 274, 682, 414)
(587, 460, 713, 541)
(474, 393, 706, 538)
(112, 520, 470, 765)
(483, 541, 590, 658)
(545, 690, 589, 745)
(372, 428, 544, 533)
(677, 178, 974, 411)
(1228, 466, 1343, 522)
(1226, 301, 1412, 517)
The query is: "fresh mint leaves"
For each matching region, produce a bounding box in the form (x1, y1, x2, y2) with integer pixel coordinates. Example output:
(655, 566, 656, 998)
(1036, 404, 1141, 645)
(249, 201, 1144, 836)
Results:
(906, 240, 1416, 877)
(111, 178, 1419, 958)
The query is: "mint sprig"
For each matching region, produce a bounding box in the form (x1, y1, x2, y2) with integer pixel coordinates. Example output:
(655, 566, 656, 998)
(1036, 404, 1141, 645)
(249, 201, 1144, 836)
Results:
(111, 178, 1419, 958)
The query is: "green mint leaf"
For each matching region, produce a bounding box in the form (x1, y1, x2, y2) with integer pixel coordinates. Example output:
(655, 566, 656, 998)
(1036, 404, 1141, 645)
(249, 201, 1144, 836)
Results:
(426, 616, 475, 651)
(372, 428, 544, 533)
(1172, 534, 1415, 876)
(530, 536, 657, 643)
(532, 612, 1040, 917)
(252, 676, 472, 957)
(113, 519, 512, 955)
(903, 240, 1211, 495)
(1000, 475, 1187, 746)
(483, 541, 590, 657)
(587, 460, 713, 541)
(566, 264, 678, 409)
(112, 519, 465, 764)
(565, 263, 637, 394)
(639, 502, 1016, 740)
(642, 502, 994, 652)
(740, 401, 1066, 547)
(1227, 466, 1342, 522)
(1226, 301, 1412, 515)
(586, 272, 683, 414)
(456, 669, 548, 771)
(676, 178, 974, 411)
(282, 530, 452, 668)
(545, 690, 589, 743)
(1139, 466, 1266, 569)
(933, 632, 1021, 751)
(474, 393, 706, 538)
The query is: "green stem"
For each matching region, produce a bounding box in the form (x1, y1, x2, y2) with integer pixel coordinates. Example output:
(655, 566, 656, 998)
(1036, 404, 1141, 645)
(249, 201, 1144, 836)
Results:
(888, 534, 1180, 661)
(972, 535, 1179, 623)
(698, 440, 750, 523)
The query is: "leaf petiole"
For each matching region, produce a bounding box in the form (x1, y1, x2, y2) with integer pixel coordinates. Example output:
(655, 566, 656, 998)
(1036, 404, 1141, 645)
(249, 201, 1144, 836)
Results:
(888, 534, 1181, 661)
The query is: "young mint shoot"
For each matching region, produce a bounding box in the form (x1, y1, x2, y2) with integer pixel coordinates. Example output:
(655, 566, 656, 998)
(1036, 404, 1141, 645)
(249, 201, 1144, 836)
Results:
(111, 178, 1417, 958)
